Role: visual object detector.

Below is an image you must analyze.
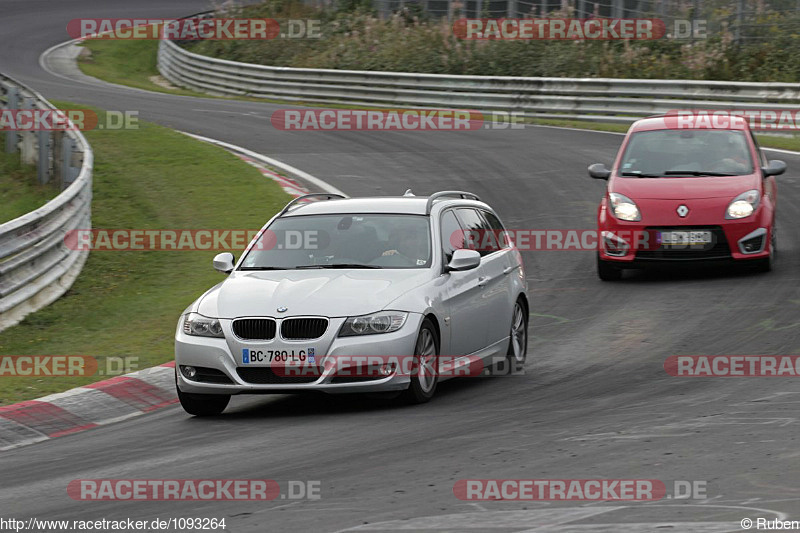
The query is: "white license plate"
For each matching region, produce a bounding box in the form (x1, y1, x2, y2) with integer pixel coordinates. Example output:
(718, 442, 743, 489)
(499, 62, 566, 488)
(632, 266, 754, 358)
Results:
(242, 348, 316, 365)
(659, 230, 712, 247)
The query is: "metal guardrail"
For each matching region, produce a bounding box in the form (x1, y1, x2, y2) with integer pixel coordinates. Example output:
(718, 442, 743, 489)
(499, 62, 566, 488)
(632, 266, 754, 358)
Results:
(0, 74, 93, 331)
(158, 38, 800, 124)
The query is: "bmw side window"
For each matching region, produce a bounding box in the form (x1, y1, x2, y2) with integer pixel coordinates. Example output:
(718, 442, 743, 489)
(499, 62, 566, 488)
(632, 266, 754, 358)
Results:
(440, 210, 463, 265)
(455, 208, 496, 257)
(482, 211, 511, 250)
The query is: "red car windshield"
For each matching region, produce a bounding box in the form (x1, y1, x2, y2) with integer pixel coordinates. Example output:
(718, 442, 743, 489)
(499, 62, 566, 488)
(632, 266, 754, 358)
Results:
(619, 129, 754, 177)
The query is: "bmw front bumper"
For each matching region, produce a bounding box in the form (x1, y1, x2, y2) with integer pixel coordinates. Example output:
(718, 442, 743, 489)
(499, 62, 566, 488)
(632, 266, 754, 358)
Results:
(175, 313, 422, 395)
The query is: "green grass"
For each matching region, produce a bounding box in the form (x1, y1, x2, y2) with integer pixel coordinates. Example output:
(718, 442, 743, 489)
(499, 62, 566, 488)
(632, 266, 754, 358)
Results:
(526, 118, 631, 134)
(0, 143, 59, 223)
(77, 37, 309, 105)
(752, 134, 800, 152)
(77, 38, 205, 97)
(0, 101, 290, 405)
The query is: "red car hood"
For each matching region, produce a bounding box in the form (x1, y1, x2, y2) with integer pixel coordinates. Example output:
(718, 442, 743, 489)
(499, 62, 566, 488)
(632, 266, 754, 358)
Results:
(611, 174, 760, 200)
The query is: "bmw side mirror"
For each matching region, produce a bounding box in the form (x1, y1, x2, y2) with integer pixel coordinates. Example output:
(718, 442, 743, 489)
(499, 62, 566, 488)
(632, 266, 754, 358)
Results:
(762, 159, 786, 177)
(588, 163, 611, 180)
(446, 249, 481, 272)
(213, 252, 235, 274)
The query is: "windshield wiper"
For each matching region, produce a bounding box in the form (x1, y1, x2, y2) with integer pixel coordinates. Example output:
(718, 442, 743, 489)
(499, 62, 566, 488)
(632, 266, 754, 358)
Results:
(663, 170, 734, 177)
(238, 266, 291, 271)
(295, 263, 382, 269)
(621, 171, 663, 178)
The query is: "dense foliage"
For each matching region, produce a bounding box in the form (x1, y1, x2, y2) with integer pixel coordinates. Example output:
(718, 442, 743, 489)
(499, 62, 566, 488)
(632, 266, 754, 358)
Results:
(186, 1, 800, 81)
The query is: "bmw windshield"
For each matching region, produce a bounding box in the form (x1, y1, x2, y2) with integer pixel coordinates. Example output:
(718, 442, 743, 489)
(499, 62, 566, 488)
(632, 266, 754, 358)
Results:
(619, 129, 755, 177)
(239, 214, 432, 270)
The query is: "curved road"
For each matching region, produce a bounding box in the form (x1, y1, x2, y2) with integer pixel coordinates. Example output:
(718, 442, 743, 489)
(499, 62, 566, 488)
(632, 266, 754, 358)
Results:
(2, 1, 800, 530)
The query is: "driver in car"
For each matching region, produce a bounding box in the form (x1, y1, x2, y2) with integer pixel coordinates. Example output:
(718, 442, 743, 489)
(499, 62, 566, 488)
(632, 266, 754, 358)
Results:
(705, 133, 750, 174)
(381, 228, 427, 265)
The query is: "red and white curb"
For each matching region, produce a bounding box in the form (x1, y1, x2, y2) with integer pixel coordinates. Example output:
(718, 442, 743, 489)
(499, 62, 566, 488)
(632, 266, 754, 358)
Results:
(180, 131, 346, 196)
(234, 154, 309, 198)
(0, 362, 178, 451)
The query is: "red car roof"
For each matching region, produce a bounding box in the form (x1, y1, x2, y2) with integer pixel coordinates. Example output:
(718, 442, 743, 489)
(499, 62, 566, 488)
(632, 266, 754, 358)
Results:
(629, 114, 752, 133)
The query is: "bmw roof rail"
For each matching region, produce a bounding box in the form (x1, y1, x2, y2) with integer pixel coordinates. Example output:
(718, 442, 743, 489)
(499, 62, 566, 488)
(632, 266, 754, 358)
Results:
(278, 193, 348, 216)
(425, 191, 481, 214)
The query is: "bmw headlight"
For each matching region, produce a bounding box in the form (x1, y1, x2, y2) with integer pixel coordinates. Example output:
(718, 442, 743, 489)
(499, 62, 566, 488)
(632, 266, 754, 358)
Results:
(339, 311, 408, 337)
(726, 189, 760, 219)
(183, 313, 224, 338)
(608, 193, 641, 222)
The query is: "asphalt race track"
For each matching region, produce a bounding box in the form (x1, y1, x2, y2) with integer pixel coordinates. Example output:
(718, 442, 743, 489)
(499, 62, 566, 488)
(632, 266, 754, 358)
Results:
(1, 1, 800, 531)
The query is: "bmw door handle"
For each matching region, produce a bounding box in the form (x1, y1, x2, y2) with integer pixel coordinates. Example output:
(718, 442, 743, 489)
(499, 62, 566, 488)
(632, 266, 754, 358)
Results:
(503, 266, 517, 275)
(478, 276, 491, 287)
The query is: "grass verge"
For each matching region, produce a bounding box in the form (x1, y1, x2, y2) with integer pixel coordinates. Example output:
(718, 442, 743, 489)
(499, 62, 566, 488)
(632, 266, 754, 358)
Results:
(77, 38, 206, 97)
(0, 101, 290, 405)
(0, 144, 59, 223)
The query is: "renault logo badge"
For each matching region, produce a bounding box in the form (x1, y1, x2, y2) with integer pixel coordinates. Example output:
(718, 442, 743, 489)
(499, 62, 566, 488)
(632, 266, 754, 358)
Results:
(277, 306, 288, 313)
(677, 205, 689, 218)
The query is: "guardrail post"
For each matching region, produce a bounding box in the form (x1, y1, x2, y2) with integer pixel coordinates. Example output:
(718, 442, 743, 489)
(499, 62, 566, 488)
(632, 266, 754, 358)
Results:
(4, 85, 19, 154)
(52, 130, 63, 186)
(613, 0, 624, 18)
(20, 97, 36, 165)
(60, 135, 80, 189)
(37, 129, 50, 185)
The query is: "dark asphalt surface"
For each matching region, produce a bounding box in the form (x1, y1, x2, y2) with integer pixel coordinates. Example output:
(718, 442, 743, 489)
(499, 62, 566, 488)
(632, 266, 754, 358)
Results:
(1, 1, 800, 531)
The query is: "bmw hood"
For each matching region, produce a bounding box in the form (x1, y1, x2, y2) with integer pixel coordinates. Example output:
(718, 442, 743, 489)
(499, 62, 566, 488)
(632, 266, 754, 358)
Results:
(197, 269, 432, 318)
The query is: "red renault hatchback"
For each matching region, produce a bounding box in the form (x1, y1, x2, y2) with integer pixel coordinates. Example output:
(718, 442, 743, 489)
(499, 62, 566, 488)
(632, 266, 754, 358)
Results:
(589, 115, 786, 280)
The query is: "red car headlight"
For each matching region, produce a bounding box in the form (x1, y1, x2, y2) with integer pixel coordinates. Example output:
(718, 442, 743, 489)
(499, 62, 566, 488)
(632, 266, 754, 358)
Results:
(608, 193, 641, 222)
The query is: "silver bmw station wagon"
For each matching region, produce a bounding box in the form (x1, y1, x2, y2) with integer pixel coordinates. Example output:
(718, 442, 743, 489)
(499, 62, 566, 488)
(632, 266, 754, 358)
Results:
(175, 191, 528, 415)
